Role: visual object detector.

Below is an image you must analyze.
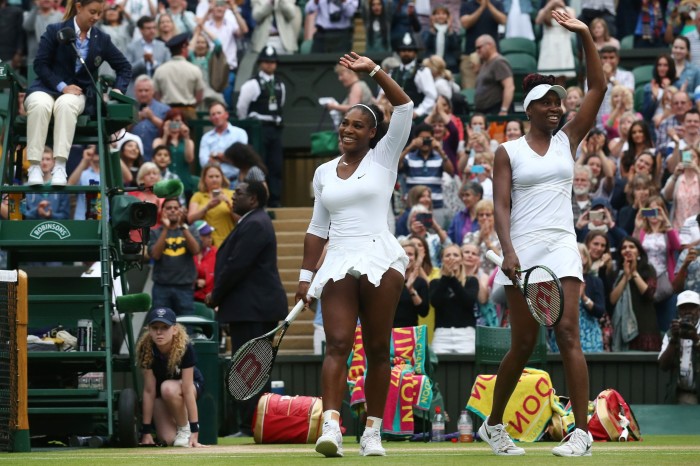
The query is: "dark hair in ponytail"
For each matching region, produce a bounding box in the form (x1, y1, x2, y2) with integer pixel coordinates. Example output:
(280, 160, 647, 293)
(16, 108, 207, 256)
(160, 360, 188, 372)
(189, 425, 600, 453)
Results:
(522, 74, 556, 94)
(351, 104, 387, 149)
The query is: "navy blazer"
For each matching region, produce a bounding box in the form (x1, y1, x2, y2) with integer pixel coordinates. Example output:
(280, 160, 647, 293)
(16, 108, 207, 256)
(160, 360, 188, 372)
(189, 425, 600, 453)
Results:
(28, 19, 131, 111)
(211, 208, 288, 324)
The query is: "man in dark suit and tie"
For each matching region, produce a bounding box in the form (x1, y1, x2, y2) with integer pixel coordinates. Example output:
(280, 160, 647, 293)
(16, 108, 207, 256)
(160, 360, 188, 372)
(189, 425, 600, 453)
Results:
(24, 1, 131, 186)
(207, 180, 288, 436)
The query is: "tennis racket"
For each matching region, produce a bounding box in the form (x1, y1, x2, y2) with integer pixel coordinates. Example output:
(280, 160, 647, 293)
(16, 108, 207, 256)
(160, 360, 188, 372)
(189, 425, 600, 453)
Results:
(226, 300, 305, 401)
(486, 250, 564, 327)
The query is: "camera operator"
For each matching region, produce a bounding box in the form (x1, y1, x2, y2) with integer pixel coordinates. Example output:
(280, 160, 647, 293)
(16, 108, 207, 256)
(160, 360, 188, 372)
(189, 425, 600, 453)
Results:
(399, 123, 455, 228)
(304, 0, 358, 53)
(659, 290, 700, 404)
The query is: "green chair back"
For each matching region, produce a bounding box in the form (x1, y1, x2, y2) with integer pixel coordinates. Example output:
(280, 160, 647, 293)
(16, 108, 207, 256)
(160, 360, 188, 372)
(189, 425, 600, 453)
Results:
(475, 325, 547, 371)
(633, 65, 654, 88)
(634, 85, 645, 113)
(193, 301, 216, 320)
(620, 35, 634, 50)
(499, 37, 538, 59)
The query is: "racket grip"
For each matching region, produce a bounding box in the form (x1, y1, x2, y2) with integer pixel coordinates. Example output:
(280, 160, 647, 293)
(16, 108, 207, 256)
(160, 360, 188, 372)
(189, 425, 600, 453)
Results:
(485, 250, 504, 267)
(285, 300, 305, 324)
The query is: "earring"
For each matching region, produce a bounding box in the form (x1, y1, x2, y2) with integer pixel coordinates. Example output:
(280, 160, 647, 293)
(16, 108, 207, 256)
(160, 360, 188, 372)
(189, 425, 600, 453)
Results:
(637, 256, 641, 261)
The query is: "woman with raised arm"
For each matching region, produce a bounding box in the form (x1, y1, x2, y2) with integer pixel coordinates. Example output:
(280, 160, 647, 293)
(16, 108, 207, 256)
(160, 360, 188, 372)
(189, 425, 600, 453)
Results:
(294, 52, 413, 458)
(480, 10, 606, 457)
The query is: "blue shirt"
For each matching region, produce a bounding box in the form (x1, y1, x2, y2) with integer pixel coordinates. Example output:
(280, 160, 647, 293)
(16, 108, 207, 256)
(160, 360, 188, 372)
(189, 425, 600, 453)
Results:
(24, 189, 71, 220)
(131, 99, 171, 161)
(73, 167, 100, 220)
(57, 18, 91, 92)
(402, 150, 444, 208)
(198, 123, 247, 180)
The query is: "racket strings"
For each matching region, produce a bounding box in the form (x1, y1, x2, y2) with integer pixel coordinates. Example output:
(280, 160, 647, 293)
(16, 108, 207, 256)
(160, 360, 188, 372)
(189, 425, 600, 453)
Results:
(524, 267, 563, 326)
(227, 339, 275, 400)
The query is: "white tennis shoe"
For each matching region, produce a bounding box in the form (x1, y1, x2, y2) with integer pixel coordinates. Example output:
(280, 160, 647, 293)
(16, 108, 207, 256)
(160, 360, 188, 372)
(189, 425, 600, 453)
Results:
(359, 427, 385, 456)
(173, 425, 191, 447)
(478, 417, 525, 456)
(552, 428, 592, 456)
(28, 165, 43, 185)
(51, 166, 67, 186)
(315, 421, 343, 457)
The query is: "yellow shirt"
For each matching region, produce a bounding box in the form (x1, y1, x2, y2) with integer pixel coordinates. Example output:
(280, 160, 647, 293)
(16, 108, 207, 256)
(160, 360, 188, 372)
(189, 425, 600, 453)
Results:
(190, 188, 235, 246)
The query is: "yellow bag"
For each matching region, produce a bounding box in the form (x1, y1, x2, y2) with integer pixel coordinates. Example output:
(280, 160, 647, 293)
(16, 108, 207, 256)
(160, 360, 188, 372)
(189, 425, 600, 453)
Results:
(467, 368, 554, 442)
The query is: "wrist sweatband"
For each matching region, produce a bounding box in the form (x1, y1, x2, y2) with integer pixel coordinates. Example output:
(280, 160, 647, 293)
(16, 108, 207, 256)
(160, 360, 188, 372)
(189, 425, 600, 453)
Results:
(299, 269, 313, 282)
(141, 423, 154, 435)
(189, 421, 199, 433)
(369, 65, 381, 77)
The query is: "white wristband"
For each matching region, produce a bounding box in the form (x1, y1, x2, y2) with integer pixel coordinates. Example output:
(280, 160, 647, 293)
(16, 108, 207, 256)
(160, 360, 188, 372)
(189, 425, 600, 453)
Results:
(299, 269, 313, 283)
(369, 65, 381, 77)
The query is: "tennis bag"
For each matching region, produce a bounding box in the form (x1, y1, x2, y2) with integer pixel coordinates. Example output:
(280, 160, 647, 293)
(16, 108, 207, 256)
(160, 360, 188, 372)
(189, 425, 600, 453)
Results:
(253, 393, 323, 444)
(587, 389, 642, 441)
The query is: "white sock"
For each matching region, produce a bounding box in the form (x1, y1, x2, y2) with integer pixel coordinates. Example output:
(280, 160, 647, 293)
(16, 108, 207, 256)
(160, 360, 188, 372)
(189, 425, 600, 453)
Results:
(323, 409, 340, 425)
(178, 424, 190, 432)
(365, 416, 382, 432)
(54, 157, 67, 169)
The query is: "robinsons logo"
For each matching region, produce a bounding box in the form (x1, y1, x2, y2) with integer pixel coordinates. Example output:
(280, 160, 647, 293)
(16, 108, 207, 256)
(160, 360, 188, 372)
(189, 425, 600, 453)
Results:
(29, 222, 71, 240)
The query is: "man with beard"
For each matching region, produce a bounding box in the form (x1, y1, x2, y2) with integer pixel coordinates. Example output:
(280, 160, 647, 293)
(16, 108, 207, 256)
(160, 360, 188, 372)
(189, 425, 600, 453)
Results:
(207, 181, 287, 436)
(572, 165, 594, 229)
(385, 32, 437, 119)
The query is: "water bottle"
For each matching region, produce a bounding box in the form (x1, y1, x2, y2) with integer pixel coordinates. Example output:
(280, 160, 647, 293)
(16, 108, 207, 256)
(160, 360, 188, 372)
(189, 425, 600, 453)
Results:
(431, 406, 445, 442)
(458, 410, 474, 442)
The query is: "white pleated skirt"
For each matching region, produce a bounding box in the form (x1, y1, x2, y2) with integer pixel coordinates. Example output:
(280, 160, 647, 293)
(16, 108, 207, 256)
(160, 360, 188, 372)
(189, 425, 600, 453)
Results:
(308, 230, 409, 298)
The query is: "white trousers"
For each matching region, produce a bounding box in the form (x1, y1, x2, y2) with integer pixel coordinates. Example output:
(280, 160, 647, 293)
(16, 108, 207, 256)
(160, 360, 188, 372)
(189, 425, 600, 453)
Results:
(24, 91, 86, 163)
(431, 326, 475, 354)
(313, 324, 326, 355)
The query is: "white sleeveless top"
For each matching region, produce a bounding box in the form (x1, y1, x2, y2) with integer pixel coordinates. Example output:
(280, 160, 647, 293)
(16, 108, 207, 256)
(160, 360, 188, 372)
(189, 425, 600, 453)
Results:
(494, 131, 583, 285)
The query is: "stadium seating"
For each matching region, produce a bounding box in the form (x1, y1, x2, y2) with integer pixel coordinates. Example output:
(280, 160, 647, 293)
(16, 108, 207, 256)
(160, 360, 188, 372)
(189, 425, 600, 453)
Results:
(499, 37, 538, 59)
(633, 64, 654, 88)
(475, 325, 547, 373)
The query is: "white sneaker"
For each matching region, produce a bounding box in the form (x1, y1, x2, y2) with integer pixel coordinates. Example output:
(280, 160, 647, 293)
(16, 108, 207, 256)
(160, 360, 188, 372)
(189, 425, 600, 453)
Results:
(173, 426, 191, 447)
(51, 166, 67, 186)
(359, 427, 385, 456)
(478, 417, 525, 456)
(27, 165, 43, 185)
(552, 428, 592, 457)
(315, 421, 343, 457)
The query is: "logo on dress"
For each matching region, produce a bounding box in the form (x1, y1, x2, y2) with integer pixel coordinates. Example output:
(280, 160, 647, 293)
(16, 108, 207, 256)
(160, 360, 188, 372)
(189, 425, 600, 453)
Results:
(29, 221, 71, 240)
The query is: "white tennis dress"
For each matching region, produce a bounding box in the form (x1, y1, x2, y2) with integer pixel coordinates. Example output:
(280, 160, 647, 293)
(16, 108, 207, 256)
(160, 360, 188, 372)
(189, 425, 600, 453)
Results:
(493, 130, 583, 285)
(307, 102, 414, 298)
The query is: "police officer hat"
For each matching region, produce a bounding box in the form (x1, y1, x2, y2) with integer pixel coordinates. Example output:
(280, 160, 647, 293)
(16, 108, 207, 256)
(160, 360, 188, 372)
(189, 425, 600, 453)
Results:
(396, 32, 419, 51)
(165, 33, 190, 49)
(258, 46, 279, 62)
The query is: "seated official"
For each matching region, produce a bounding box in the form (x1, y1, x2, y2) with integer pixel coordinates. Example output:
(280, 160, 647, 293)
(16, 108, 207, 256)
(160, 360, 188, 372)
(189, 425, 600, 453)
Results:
(25, 0, 131, 186)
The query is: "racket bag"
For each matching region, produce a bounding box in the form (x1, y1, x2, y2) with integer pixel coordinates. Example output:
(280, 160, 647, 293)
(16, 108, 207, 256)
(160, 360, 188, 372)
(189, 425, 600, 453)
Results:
(253, 393, 323, 444)
(587, 389, 642, 441)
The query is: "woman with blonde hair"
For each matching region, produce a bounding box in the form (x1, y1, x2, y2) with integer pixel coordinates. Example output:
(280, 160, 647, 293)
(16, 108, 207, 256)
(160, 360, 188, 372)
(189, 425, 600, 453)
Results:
(187, 164, 236, 246)
(462, 199, 500, 275)
(324, 65, 374, 116)
(590, 17, 619, 50)
(602, 85, 640, 139)
(156, 12, 179, 43)
(137, 307, 205, 448)
(634, 196, 681, 333)
(129, 162, 164, 228)
(421, 54, 460, 99)
(429, 244, 480, 353)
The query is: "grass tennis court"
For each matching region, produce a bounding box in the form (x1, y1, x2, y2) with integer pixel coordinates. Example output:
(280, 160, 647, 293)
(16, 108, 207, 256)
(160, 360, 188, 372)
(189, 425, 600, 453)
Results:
(1, 435, 699, 465)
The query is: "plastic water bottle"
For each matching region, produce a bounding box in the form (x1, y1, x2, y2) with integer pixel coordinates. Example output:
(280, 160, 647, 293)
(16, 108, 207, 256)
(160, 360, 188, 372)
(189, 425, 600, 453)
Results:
(458, 410, 474, 442)
(431, 406, 445, 442)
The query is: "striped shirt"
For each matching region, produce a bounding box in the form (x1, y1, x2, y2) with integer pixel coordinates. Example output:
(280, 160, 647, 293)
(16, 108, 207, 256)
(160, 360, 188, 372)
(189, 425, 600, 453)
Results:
(403, 150, 444, 208)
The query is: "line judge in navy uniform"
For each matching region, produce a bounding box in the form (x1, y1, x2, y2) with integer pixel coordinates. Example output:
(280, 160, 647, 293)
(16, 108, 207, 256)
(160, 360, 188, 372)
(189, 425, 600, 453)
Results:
(206, 181, 287, 436)
(236, 46, 286, 207)
(381, 32, 437, 119)
(24, 0, 132, 187)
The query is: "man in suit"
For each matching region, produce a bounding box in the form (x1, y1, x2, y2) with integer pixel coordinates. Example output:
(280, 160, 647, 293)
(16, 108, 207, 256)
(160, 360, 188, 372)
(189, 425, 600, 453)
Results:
(207, 181, 288, 436)
(126, 16, 171, 82)
(25, 9, 131, 186)
(250, 0, 302, 54)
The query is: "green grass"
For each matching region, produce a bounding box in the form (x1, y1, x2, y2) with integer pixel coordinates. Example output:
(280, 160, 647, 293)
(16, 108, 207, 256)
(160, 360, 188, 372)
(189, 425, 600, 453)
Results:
(1, 435, 699, 465)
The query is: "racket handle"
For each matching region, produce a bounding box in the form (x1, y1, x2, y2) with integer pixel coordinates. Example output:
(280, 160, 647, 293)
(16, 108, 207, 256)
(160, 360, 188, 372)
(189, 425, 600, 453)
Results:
(285, 300, 305, 324)
(485, 250, 503, 267)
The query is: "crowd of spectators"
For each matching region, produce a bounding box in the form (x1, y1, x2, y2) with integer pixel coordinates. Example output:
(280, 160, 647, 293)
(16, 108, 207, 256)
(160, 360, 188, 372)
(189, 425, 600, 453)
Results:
(1, 0, 700, 362)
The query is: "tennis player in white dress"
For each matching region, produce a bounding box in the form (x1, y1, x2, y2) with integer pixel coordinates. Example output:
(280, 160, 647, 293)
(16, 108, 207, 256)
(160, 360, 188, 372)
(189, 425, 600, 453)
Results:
(479, 10, 607, 458)
(295, 52, 413, 458)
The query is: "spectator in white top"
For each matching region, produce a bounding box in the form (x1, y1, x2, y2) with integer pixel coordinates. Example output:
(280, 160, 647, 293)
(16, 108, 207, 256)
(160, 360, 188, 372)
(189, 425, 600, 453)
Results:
(163, 0, 197, 34)
(250, 0, 302, 55)
(22, 0, 62, 63)
(684, 8, 700, 68)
